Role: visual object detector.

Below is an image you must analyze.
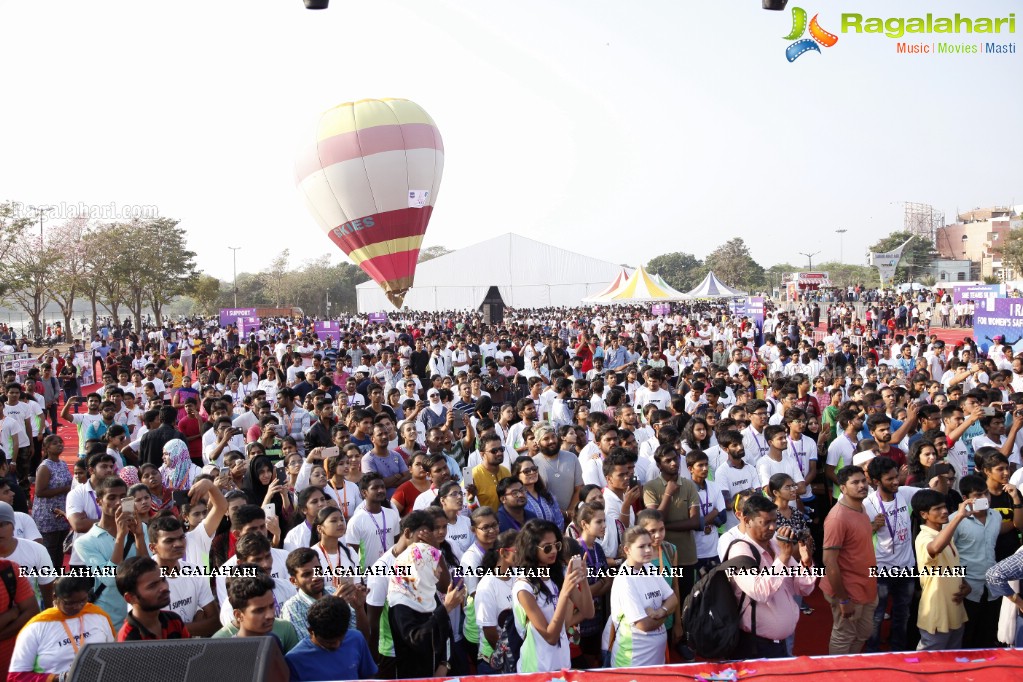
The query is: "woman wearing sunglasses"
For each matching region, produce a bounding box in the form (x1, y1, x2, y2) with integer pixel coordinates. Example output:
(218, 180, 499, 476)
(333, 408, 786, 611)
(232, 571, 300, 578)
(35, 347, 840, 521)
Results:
(512, 519, 592, 673)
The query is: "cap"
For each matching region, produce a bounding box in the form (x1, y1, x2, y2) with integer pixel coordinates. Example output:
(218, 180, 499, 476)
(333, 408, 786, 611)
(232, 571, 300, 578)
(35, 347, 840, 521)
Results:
(355, 365, 370, 374)
(852, 452, 875, 467)
(0, 501, 14, 526)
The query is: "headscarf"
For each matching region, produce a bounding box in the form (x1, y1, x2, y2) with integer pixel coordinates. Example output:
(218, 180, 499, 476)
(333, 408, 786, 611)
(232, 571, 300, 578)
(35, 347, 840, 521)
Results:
(388, 541, 444, 614)
(119, 466, 140, 487)
(161, 439, 194, 490)
(243, 454, 281, 516)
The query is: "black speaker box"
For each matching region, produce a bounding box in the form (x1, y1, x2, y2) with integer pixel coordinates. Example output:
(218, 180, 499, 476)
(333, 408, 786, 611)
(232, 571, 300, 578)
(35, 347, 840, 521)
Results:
(68, 636, 289, 682)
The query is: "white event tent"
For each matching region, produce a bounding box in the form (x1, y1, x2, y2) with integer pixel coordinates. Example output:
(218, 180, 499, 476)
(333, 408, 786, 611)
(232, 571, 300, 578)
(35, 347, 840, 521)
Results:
(356, 233, 630, 312)
(685, 271, 747, 298)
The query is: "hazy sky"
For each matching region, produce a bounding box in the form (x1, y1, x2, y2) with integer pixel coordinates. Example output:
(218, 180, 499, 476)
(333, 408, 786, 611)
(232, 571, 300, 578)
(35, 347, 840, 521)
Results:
(1, 0, 1019, 282)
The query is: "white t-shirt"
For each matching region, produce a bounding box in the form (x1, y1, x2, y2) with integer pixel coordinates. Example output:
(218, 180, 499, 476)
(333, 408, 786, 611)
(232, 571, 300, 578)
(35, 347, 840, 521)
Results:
(65, 481, 101, 565)
(3, 538, 55, 605)
(609, 565, 670, 667)
(634, 387, 671, 411)
(862, 487, 923, 569)
(475, 574, 514, 661)
(323, 479, 362, 520)
(312, 541, 358, 594)
(445, 515, 473, 562)
(459, 543, 486, 596)
(165, 561, 216, 622)
(9, 612, 115, 675)
(513, 578, 569, 673)
(284, 522, 313, 552)
(972, 435, 1021, 466)
(756, 454, 805, 491)
(600, 488, 634, 560)
(786, 436, 819, 500)
(14, 512, 41, 541)
(345, 506, 400, 569)
(713, 462, 761, 530)
(216, 550, 295, 627)
(184, 524, 214, 569)
(741, 426, 770, 467)
(693, 480, 727, 559)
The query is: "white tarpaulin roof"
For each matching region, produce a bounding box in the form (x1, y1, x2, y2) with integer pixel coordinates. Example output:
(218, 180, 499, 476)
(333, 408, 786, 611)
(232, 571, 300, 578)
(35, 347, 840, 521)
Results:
(357, 233, 632, 312)
(686, 271, 747, 298)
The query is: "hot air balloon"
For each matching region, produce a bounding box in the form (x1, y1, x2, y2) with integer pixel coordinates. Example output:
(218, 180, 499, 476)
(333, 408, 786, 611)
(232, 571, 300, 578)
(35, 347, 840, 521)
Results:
(295, 98, 444, 308)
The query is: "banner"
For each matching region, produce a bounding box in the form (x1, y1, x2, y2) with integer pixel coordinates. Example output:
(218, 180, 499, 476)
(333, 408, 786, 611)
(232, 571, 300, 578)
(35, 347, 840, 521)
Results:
(973, 297, 1023, 354)
(367, 312, 388, 324)
(314, 320, 341, 343)
(954, 284, 1004, 304)
(868, 237, 913, 286)
(237, 316, 259, 338)
(650, 303, 671, 316)
(219, 307, 257, 327)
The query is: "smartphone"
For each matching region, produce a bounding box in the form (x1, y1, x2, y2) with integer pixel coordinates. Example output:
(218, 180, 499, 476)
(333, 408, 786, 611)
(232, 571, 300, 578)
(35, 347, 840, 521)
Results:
(971, 497, 990, 512)
(322, 446, 340, 460)
(120, 498, 135, 514)
(983, 406, 997, 417)
(220, 467, 230, 478)
(172, 490, 190, 508)
(462, 467, 474, 486)
(276, 467, 288, 484)
(262, 503, 277, 519)
(629, 475, 640, 489)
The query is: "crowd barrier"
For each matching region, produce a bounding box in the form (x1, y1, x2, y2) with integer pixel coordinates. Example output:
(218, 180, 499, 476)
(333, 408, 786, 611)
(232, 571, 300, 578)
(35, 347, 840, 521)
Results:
(392, 648, 1023, 682)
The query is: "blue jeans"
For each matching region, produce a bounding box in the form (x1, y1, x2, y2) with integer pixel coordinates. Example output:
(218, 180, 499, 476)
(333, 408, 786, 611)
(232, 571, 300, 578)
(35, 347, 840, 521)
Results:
(867, 576, 913, 652)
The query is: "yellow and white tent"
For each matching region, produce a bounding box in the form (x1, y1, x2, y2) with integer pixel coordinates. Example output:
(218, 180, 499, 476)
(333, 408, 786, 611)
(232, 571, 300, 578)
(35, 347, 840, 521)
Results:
(581, 268, 631, 303)
(590, 265, 689, 304)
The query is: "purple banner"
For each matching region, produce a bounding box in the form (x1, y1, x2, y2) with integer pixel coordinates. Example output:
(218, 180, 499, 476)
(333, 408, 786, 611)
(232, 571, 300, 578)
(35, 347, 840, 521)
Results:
(974, 298, 1023, 354)
(219, 307, 257, 327)
(367, 312, 388, 324)
(650, 303, 671, 316)
(953, 284, 1003, 304)
(315, 320, 341, 342)
(238, 317, 259, 338)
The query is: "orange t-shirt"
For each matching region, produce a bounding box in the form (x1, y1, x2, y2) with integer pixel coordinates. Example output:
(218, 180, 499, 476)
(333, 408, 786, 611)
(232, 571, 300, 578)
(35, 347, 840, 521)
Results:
(821, 502, 878, 605)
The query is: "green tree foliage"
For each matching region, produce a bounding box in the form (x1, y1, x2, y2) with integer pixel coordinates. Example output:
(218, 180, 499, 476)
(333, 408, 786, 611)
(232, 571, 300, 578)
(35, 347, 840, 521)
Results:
(868, 231, 937, 284)
(114, 218, 198, 329)
(999, 230, 1023, 282)
(187, 274, 224, 316)
(418, 245, 452, 263)
(704, 238, 766, 291)
(812, 261, 875, 290)
(646, 252, 706, 293)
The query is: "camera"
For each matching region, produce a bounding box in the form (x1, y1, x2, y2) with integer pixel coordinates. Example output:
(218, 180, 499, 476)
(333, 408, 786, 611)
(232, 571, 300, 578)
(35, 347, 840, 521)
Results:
(304, 0, 329, 8)
(763, 0, 789, 10)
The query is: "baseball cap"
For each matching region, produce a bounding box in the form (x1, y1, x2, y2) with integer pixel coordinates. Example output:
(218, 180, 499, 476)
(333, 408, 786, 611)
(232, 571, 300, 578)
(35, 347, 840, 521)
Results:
(0, 502, 14, 526)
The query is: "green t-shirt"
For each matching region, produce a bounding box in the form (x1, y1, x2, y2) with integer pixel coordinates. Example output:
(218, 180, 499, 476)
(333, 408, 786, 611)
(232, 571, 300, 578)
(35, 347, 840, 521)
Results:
(212, 619, 300, 652)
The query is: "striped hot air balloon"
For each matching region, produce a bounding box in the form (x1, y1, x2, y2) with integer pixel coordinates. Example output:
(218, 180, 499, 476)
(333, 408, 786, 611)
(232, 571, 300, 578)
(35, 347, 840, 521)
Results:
(295, 98, 444, 308)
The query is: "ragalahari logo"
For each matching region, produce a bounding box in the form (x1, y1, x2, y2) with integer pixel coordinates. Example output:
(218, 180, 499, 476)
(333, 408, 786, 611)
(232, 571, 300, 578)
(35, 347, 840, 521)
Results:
(784, 7, 839, 62)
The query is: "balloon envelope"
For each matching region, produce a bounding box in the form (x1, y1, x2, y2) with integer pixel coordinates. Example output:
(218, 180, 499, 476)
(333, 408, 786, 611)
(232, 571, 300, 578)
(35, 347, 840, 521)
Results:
(295, 98, 444, 307)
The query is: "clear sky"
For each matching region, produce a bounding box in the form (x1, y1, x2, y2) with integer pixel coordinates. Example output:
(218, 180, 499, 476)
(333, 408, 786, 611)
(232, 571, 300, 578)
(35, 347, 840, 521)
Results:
(0, 0, 1018, 281)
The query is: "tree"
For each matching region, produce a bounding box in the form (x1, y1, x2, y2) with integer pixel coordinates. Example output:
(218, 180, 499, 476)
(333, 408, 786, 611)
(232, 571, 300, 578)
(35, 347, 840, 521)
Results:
(3, 227, 54, 336)
(704, 238, 766, 291)
(262, 250, 293, 307)
(141, 217, 198, 327)
(187, 274, 224, 316)
(0, 202, 38, 301)
(646, 252, 706, 293)
(418, 245, 451, 263)
(88, 222, 130, 330)
(812, 261, 875, 290)
(1000, 230, 1023, 281)
(868, 232, 937, 284)
(44, 217, 89, 337)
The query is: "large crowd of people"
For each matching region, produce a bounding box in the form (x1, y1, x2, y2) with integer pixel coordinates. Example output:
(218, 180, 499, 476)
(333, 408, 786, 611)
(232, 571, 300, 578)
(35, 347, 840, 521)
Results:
(1, 297, 1022, 680)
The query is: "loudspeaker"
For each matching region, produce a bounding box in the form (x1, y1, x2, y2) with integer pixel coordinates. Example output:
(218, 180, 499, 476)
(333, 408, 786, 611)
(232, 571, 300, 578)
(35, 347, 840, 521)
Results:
(69, 637, 289, 682)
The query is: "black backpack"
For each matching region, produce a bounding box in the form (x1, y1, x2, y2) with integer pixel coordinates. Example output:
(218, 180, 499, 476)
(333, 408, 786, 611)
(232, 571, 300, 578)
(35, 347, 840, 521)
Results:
(493, 608, 522, 673)
(681, 539, 759, 660)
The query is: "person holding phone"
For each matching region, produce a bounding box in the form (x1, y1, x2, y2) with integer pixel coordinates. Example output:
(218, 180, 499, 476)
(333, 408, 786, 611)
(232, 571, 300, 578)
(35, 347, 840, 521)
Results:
(243, 454, 293, 522)
(160, 439, 202, 495)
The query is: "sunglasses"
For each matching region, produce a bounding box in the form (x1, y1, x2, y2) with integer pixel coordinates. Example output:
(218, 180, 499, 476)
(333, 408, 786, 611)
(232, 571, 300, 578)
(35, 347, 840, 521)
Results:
(538, 541, 562, 554)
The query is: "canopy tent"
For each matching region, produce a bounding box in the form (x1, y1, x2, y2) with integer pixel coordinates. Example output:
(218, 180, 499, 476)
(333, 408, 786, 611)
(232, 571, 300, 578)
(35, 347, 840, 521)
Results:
(356, 233, 630, 312)
(590, 265, 689, 304)
(685, 271, 747, 298)
(581, 269, 630, 303)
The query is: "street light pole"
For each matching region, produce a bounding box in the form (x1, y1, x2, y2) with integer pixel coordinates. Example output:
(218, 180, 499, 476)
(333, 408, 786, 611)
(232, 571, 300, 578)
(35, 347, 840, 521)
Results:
(798, 251, 821, 271)
(835, 229, 847, 263)
(228, 247, 241, 307)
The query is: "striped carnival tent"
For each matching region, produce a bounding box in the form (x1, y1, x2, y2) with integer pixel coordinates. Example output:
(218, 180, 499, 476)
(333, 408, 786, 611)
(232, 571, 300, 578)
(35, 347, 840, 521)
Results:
(591, 265, 689, 303)
(685, 271, 746, 298)
(581, 268, 631, 303)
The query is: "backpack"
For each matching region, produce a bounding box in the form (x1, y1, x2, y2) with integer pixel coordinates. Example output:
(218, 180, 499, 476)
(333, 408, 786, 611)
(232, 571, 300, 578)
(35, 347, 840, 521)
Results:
(680, 539, 759, 660)
(493, 608, 522, 673)
(0, 562, 17, 607)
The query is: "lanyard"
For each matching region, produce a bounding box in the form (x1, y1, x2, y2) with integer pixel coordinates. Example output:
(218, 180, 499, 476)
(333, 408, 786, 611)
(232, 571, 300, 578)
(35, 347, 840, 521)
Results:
(788, 437, 805, 472)
(876, 493, 898, 541)
(61, 616, 85, 654)
(329, 480, 349, 517)
(319, 542, 342, 587)
(87, 490, 101, 517)
(750, 429, 767, 455)
(369, 510, 389, 548)
(579, 539, 596, 570)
